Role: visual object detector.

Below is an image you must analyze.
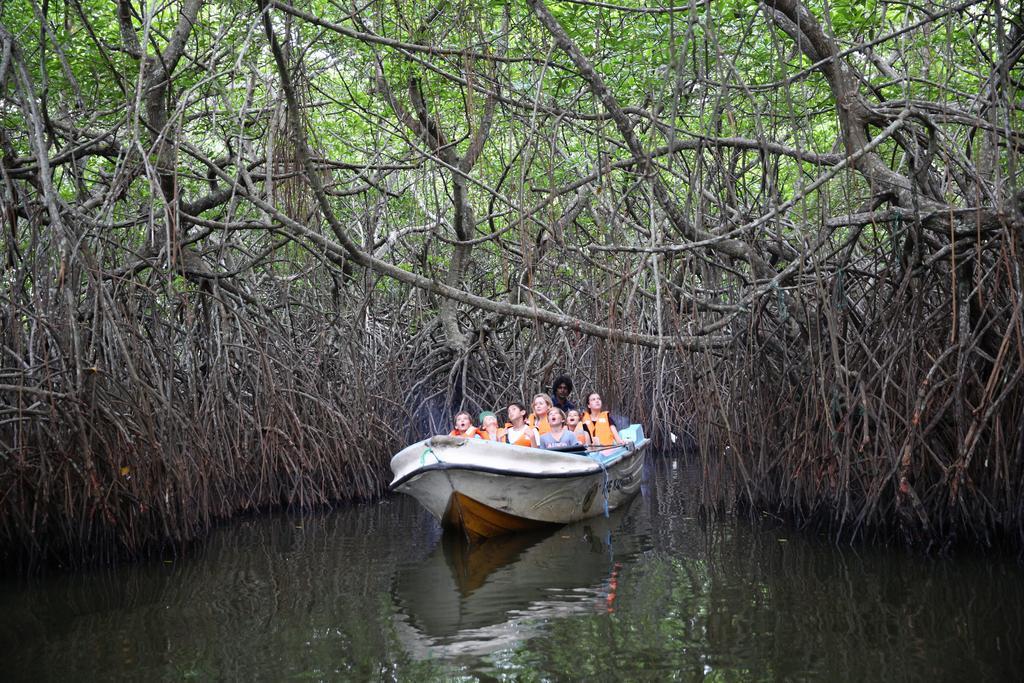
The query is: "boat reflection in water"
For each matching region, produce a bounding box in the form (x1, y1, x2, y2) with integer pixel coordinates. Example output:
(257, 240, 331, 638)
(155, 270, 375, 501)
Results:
(391, 497, 650, 660)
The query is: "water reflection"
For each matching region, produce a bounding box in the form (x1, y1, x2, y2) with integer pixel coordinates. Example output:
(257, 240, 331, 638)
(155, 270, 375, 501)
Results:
(0, 455, 1022, 681)
(0, 499, 446, 681)
(392, 499, 651, 660)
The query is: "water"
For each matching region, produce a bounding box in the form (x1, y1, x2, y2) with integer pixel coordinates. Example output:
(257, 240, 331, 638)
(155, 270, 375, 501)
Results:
(2, 455, 1022, 681)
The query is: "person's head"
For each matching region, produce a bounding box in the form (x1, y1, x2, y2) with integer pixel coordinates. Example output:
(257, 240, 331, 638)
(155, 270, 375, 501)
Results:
(552, 375, 573, 399)
(586, 392, 604, 412)
(480, 412, 499, 430)
(532, 393, 553, 417)
(547, 407, 566, 428)
(566, 409, 581, 427)
(507, 402, 528, 423)
(453, 411, 473, 431)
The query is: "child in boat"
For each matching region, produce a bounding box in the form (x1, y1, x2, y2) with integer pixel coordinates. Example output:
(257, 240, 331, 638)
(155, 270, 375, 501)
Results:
(581, 392, 623, 446)
(503, 402, 539, 447)
(478, 411, 501, 440)
(539, 408, 581, 449)
(566, 408, 590, 446)
(528, 393, 553, 435)
(449, 411, 483, 438)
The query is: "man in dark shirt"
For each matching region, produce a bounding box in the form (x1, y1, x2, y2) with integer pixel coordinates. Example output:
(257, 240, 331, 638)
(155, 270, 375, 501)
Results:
(551, 374, 576, 412)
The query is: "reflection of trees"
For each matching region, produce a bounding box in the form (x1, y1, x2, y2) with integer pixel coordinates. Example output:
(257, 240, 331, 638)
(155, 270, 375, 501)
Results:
(506, 460, 1024, 680)
(1, 501, 445, 680)
(4, 459, 1021, 680)
(709, 527, 1024, 681)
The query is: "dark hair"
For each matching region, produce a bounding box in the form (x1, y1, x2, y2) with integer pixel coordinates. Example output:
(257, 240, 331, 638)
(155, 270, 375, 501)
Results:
(508, 401, 527, 412)
(552, 374, 573, 393)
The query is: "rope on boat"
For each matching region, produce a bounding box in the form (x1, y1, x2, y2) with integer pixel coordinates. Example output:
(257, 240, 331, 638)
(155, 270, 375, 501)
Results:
(419, 446, 439, 466)
(599, 459, 610, 518)
(588, 441, 639, 519)
(420, 443, 463, 535)
(590, 442, 635, 507)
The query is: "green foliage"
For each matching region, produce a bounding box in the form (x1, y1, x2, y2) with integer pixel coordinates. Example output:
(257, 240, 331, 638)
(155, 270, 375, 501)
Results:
(3, 0, 1014, 280)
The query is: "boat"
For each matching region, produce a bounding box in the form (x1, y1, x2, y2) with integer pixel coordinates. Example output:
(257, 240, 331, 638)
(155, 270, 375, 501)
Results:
(389, 424, 649, 540)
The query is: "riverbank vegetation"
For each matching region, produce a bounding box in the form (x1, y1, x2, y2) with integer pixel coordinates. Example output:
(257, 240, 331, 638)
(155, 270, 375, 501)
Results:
(1, 0, 1021, 565)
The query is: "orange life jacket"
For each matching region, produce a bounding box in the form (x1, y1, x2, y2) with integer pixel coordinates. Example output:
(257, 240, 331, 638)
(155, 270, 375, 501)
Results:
(528, 413, 551, 435)
(572, 425, 590, 444)
(581, 411, 615, 445)
(503, 425, 535, 447)
(479, 428, 501, 441)
(449, 426, 482, 439)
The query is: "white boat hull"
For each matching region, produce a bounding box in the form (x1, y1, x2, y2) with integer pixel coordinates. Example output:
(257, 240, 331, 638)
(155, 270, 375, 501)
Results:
(389, 425, 649, 538)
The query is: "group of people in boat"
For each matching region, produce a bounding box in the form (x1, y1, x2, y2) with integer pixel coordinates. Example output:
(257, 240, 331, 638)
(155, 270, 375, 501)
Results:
(448, 375, 623, 450)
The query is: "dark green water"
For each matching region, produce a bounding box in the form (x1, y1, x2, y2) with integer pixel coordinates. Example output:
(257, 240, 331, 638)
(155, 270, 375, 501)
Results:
(2, 455, 1022, 681)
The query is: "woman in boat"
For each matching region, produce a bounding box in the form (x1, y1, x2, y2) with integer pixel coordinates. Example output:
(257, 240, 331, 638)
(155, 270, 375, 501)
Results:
(478, 411, 501, 441)
(449, 411, 483, 439)
(539, 408, 581, 449)
(581, 393, 622, 446)
(503, 402, 540, 447)
(528, 393, 554, 435)
(566, 408, 590, 446)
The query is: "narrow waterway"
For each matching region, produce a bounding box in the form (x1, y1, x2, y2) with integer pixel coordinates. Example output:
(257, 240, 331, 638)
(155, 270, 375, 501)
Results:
(2, 455, 1022, 681)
